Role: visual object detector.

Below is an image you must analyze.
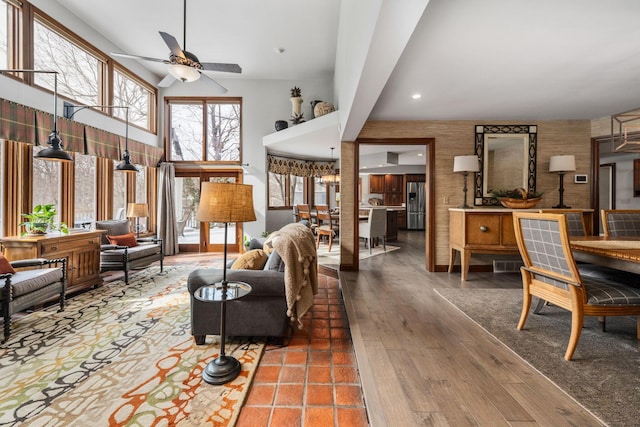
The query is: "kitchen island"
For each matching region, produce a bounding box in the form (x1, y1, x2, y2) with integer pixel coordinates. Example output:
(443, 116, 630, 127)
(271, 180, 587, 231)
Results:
(359, 206, 406, 241)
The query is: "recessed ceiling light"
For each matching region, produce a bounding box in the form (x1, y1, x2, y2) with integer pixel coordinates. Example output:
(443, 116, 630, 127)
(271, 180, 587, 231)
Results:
(274, 48, 285, 54)
(417, 153, 423, 157)
(412, 93, 422, 99)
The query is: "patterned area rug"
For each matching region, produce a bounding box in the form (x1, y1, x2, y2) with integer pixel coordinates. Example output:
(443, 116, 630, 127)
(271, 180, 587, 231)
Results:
(434, 287, 640, 427)
(316, 242, 400, 265)
(0, 266, 265, 427)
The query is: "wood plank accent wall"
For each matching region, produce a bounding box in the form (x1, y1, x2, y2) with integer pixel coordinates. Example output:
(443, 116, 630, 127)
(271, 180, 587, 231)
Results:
(356, 120, 592, 267)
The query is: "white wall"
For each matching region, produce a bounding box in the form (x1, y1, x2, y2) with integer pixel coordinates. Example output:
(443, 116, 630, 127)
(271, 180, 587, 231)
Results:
(161, 77, 334, 237)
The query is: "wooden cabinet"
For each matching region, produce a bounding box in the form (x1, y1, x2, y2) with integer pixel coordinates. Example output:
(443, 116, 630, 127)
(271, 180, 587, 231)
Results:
(385, 174, 404, 193)
(406, 174, 426, 183)
(1, 231, 105, 295)
(384, 192, 403, 206)
(386, 210, 398, 242)
(448, 208, 593, 281)
(397, 210, 407, 230)
(369, 175, 385, 193)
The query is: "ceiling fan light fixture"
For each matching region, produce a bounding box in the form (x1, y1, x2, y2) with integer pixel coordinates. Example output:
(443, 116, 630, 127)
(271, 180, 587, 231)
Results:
(168, 64, 200, 83)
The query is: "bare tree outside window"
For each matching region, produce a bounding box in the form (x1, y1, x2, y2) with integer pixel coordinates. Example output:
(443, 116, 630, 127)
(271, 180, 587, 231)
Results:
(74, 153, 95, 228)
(169, 99, 241, 162)
(206, 103, 240, 161)
(170, 103, 203, 161)
(32, 146, 61, 220)
(269, 171, 286, 207)
(113, 68, 150, 130)
(113, 162, 126, 219)
(0, 1, 7, 69)
(33, 19, 101, 106)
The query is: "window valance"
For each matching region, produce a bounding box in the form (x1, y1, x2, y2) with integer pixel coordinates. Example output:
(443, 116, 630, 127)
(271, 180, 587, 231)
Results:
(0, 98, 163, 167)
(268, 154, 335, 177)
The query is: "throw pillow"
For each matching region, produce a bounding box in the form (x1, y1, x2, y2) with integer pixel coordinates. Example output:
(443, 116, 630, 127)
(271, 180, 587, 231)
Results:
(0, 254, 16, 274)
(263, 249, 285, 273)
(107, 232, 139, 247)
(231, 249, 268, 270)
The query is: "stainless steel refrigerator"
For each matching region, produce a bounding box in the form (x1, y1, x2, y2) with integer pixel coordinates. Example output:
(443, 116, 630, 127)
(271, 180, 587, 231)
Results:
(406, 182, 425, 230)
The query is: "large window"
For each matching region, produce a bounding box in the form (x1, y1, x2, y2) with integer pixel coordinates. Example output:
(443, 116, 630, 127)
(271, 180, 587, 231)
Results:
(168, 98, 241, 162)
(112, 161, 126, 219)
(268, 173, 305, 208)
(113, 67, 154, 131)
(0, 1, 7, 68)
(33, 16, 102, 106)
(32, 146, 61, 218)
(74, 153, 95, 228)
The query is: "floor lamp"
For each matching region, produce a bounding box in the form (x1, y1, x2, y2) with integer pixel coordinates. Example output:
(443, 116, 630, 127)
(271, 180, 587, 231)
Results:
(453, 155, 480, 208)
(549, 155, 576, 209)
(126, 203, 149, 238)
(195, 182, 256, 384)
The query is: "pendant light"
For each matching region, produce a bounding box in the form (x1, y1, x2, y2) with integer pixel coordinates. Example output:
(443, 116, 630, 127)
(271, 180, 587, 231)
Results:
(0, 69, 73, 162)
(321, 147, 340, 185)
(114, 107, 139, 173)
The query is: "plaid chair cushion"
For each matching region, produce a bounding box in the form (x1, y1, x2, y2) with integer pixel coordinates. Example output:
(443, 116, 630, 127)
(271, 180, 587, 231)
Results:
(564, 212, 586, 237)
(520, 218, 572, 290)
(585, 277, 640, 305)
(605, 212, 640, 237)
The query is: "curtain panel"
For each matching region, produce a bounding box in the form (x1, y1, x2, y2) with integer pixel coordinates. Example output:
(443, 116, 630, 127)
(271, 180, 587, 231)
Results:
(267, 154, 335, 177)
(1, 98, 163, 166)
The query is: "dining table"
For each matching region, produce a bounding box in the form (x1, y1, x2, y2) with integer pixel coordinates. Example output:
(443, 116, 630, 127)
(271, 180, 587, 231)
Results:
(570, 236, 640, 275)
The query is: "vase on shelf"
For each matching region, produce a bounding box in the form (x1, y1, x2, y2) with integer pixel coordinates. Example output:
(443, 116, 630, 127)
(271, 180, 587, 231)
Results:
(275, 120, 288, 131)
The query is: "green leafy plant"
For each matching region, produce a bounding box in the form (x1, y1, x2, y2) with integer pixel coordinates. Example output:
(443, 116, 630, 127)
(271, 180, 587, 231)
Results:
(20, 204, 68, 235)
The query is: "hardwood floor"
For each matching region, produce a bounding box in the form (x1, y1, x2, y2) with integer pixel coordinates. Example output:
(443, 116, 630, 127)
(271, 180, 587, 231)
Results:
(340, 230, 604, 426)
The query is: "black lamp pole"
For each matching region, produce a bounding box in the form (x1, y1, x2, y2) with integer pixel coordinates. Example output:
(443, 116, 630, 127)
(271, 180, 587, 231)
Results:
(553, 172, 570, 209)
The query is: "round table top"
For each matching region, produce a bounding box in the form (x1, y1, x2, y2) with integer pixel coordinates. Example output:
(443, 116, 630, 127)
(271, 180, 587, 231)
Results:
(194, 281, 252, 302)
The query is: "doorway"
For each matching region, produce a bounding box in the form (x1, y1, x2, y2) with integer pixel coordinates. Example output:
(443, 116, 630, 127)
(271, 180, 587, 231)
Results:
(174, 171, 243, 253)
(599, 163, 616, 213)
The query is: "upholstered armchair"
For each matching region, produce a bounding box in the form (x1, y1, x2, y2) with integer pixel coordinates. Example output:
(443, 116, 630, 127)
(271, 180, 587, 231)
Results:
(95, 219, 163, 284)
(1, 257, 66, 342)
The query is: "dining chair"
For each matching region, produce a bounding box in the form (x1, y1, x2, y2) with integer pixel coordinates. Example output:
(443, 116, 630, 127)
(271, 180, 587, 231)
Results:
(512, 211, 640, 360)
(315, 205, 337, 252)
(601, 209, 640, 237)
(296, 204, 312, 222)
(359, 208, 386, 254)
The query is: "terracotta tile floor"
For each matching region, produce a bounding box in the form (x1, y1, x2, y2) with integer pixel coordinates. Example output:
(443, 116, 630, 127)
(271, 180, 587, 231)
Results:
(237, 274, 369, 427)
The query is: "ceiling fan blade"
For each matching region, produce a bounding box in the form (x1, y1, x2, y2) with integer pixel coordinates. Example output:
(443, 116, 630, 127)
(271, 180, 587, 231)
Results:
(200, 72, 228, 93)
(200, 62, 242, 73)
(157, 74, 176, 88)
(159, 31, 186, 59)
(112, 52, 168, 63)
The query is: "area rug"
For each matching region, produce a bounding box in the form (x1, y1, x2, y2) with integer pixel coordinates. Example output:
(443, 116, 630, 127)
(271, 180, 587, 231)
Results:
(434, 287, 640, 427)
(0, 266, 265, 427)
(317, 242, 400, 264)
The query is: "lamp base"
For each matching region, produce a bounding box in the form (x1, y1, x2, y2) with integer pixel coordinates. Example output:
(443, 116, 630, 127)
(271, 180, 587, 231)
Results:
(553, 204, 571, 209)
(202, 355, 241, 385)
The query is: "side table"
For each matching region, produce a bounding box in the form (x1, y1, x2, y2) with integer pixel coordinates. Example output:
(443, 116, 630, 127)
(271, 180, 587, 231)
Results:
(194, 281, 252, 385)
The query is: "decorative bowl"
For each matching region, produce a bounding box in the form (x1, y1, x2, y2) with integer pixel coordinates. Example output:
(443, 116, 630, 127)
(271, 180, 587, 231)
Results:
(498, 197, 542, 209)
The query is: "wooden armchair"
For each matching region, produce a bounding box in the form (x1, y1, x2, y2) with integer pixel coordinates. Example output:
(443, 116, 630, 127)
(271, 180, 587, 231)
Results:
(1, 257, 66, 342)
(512, 212, 640, 360)
(315, 205, 338, 252)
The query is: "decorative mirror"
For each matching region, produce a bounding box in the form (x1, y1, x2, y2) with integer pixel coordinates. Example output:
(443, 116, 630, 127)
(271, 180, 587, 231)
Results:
(474, 125, 537, 206)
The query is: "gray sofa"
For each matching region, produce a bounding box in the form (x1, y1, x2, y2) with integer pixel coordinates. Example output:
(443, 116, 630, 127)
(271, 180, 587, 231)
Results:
(188, 238, 289, 344)
(95, 220, 163, 284)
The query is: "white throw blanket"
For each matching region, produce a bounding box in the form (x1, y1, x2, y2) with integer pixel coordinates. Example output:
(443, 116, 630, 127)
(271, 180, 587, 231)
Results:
(265, 222, 318, 328)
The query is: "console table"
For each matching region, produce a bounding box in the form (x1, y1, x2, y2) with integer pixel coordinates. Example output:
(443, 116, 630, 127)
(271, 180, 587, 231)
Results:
(1, 230, 105, 295)
(448, 208, 593, 281)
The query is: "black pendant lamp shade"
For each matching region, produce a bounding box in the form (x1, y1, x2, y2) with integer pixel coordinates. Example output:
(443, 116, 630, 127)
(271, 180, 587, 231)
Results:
(115, 106, 138, 173)
(0, 69, 73, 162)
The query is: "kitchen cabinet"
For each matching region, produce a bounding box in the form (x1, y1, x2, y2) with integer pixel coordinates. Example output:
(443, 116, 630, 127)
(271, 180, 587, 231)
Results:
(369, 175, 385, 193)
(384, 192, 403, 206)
(397, 210, 407, 230)
(386, 210, 398, 242)
(385, 174, 404, 193)
(1, 231, 105, 295)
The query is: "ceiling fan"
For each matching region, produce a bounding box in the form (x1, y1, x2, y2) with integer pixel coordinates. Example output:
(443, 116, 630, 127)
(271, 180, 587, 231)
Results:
(111, 0, 241, 92)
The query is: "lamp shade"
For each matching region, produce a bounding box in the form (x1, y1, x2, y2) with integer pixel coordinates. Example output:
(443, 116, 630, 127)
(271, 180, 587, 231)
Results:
(549, 155, 576, 173)
(453, 155, 480, 173)
(126, 203, 149, 218)
(168, 64, 201, 83)
(195, 182, 257, 223)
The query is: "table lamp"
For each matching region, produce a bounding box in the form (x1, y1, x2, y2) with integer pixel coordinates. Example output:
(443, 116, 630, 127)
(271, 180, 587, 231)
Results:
(195, 182, 256, 384)
(126, 203, 149, 238)
(453, 155, 480, 208)
(549, 155, 576, 209)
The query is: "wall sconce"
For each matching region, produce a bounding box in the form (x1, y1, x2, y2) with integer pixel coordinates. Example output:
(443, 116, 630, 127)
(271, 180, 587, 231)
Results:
(0, 69, 73, 162)
(453, 155, 480, 209)
(549, 155, 576, 209)
(63, 103, 138, 172)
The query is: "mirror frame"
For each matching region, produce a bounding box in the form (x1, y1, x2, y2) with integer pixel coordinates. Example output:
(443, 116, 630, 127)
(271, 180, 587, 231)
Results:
(474, 125, 537, 206)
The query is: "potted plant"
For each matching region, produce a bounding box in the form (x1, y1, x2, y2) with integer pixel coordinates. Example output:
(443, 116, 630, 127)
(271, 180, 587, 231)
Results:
(20, 204, 68, 236)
